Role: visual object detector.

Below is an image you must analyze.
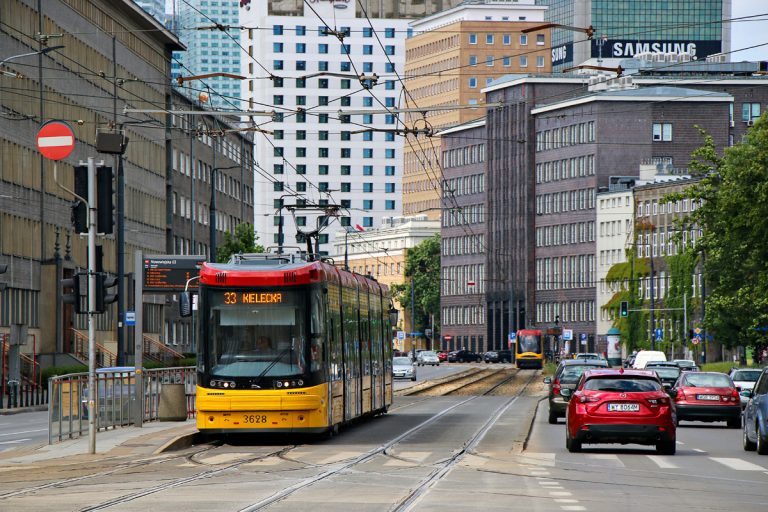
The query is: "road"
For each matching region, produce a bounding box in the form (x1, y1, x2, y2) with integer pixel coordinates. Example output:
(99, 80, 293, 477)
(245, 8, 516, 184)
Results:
(0, 411, 48, 451)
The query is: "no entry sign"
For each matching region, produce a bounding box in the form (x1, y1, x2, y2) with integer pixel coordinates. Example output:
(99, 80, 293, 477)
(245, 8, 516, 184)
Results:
(36, 120, 75, 160)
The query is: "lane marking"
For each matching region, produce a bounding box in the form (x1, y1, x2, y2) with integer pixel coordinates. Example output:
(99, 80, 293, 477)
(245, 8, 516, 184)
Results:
(560, 506, 586, 511)
(0, 439, 30, 445)
(647, 455, 679, 469)
(710, 457, 767, 471)
(693, 448, 706, 453)
(549, 491, 573, 496)
(0, 429, 47, 437)
(555, 499, 579, 503)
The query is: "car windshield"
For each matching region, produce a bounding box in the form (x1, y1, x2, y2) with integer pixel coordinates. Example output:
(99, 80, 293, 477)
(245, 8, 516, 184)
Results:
(583, 377, 662, 392)
(560, 365, 599, 383)
(653, 368, 681, 379)
(420, 351, 437, 358)
(682, 373, 732, 388)
(731, 370, 761, 382)
(393, 357, 412, 366)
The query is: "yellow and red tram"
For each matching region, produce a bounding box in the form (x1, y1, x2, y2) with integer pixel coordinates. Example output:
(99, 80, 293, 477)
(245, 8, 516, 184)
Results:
(188, 254, 394, 435)
(515, 329, 544, 369)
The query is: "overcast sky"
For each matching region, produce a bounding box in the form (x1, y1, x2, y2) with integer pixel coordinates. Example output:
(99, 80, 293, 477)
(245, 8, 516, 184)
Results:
(731, 0, 768, 61)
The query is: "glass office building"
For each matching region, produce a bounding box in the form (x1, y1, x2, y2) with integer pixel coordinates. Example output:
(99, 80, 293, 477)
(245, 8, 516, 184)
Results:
(538, 0, 731, 70)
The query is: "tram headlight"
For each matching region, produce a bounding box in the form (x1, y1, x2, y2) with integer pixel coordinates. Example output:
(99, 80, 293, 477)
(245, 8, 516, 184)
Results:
(276, 381, 283, 388)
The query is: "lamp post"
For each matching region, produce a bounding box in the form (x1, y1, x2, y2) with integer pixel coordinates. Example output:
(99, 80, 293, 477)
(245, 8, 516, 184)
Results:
(209, 165, 240, 262)
(0, 45, 64, 77)
(596, 34, 608, 64)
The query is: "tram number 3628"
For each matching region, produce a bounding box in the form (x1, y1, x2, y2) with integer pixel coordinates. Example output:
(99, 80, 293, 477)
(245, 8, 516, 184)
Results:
(243, 414, 268, 424)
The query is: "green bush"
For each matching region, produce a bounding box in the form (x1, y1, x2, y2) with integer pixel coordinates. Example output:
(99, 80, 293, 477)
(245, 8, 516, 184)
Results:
(701, 361, 740, 374)
(41, 365, 88, 382)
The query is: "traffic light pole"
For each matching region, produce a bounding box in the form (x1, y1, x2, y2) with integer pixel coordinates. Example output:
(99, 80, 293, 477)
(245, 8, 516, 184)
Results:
(86, 157, 97, 455)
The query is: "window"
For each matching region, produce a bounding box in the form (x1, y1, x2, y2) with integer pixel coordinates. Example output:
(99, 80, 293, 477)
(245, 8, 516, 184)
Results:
(386, 200, 396, 210)
(318, 43, 328, 54)
(318, 130, 328, 141)
(296, 43, 306, 53)
(385, 27, 395, 38)
(537, 56, 545, 67)
(273, 43, 283, 53)
(363, 131, 373, 141)
(503, 56, 511, 67)
(385, 148, 395, 159)
(520, 56, 528, 67)
(363, 62, 373, 72)
(385, 45, 395, 55)
(469, 34, 477, 44)
(503, 34, 511, 45)
(363, 165, 373, 176)
(341, 148, 351, 158)
(296, 182, 306, 192)
(340, 97, 351, 106)
(318, 96, 329, 106)
(486, 34, 494, 44)
(273, 25, 283, 35)
(341, 79, 351, 89)
(273, 129, 284, 140)
(341, 182, 351, 192)
(273, 95, 284, 105)
(385, 166, 395, 176)
(363, 44, 373, 55)
(318, 114, 328, 123)
(385, 183, 395, 193)
(363, 114, 373, 124)
(274, 147, 284, 157)
(318, 165, 329, 175)
(385, 63, 395, 72)
(341, 131, 351, 141)
(340, 44, 350, 54)
(386, 80, 395, 90)
(486, 55, 494, 67)
(469, 55, 477, 66)
(318, 148, 329, 158)
(296, 164, 306, 174)
(296, 78, 306, 88)
(319, 182, 329, 192)
(295, 60, 306, 71)
(743, 102, 761, 122)
(537, 34, 545, 45)
(469, 77, 477, 88)
(363, 27, 373, 37)
(296, 95, 306, 106)
(385, 97, 395, 107)
(273, 60, 283, 70)
(318, 25, 329, 36)
(652, 123, 673, 141)
(385, 132, 395, 141)
(273, 164, 284, 174)
(341, 165, 351, 175)
(295, 147, 306, 157)
(363, 217, 373, 228)
(363, 183, 373, 193)
(520, 34, 528, 45)
(363, 148, 373, 158)
(318, 78, 328, 88)
(340, 61, 351, 72)
(273, 181, 284, 192)
(363, 199, 373, 209)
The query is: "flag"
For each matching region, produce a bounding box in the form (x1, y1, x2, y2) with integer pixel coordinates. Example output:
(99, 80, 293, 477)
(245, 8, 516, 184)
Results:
(355, 224, 364, 231)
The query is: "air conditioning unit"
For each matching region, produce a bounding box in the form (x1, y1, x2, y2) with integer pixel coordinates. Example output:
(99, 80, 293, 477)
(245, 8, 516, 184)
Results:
(747, 119, 755, 126)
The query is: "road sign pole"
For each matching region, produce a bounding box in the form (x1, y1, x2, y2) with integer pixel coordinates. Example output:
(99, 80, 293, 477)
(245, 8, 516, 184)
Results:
(87, 157, 97, 455)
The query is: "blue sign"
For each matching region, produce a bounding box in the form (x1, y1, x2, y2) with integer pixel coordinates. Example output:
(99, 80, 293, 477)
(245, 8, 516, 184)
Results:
(125, 311, 136, 326)
(579, 333, 587, 341)
(655, 328, 663, 340)
(509, 332, 517, 341)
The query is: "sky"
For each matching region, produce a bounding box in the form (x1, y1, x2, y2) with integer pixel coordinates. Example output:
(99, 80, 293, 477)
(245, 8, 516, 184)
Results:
(729, 0, 768, 61)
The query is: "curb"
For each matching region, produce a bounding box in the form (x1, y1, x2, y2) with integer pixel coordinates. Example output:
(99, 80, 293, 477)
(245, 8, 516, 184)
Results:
(0, 405, 48, 415)
(155, 431, 206, 454)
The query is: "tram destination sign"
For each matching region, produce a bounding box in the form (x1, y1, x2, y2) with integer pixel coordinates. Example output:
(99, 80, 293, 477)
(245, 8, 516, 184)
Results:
(143, 254, 206, 292)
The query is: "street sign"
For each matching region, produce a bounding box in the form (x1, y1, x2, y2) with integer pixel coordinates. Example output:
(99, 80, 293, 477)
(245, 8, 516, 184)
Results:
(143, 254, 206, 292)
(655, 328, 663, 340)
(580, 333, 587, 345)
(397, 331, 405, 340)
(694, 327, 702, 335)
(692, 335, 701, 345)
(36, 120, 75, 160)
(563, 329, 573, 341)
(125, 311, 136, 326)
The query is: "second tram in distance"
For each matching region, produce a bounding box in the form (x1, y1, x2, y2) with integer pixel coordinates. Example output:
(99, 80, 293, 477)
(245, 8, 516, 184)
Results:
(515, 329, 544, 369)
(183, 253, 395, 436)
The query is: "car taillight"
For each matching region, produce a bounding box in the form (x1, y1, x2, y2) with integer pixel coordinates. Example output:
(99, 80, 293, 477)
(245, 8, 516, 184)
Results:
(727, 389, 739, 402)
(647, 396, 670, 406)
(578, 394, 600, 403)
(676, 389, 686, 401)
(553, 379, 561, 396)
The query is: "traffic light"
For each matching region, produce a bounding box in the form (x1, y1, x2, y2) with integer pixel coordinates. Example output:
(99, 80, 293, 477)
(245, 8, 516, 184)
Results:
(95, 272, 118, 313)
(620, 301, 629, 317)
(96, 165, 113, 234)
(72, 165, 88, 234)
(62, 273, 84, 314)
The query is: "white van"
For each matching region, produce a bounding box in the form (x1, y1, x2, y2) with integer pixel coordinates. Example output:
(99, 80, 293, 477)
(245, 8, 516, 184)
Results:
(632, 350, 667, 369)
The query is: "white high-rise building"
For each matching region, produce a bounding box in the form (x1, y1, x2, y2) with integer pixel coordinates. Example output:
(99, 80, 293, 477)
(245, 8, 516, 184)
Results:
(240, 1, 412, 256)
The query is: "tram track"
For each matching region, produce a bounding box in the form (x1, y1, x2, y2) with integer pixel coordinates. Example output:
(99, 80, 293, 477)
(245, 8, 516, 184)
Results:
(0, 369, 540, 511)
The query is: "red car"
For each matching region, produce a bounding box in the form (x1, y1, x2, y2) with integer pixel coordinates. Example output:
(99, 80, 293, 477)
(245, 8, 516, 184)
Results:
(563, 368, 676, 454)
(670, 371, 741, 428)
(436, 351, 448, 362)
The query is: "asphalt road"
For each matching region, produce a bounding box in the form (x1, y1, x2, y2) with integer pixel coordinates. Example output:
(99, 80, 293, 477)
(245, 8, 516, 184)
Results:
(0, 411, 49, 451)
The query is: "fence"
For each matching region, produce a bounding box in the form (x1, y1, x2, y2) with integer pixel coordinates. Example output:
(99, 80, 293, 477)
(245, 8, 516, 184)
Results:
(48, 366, 196, 444)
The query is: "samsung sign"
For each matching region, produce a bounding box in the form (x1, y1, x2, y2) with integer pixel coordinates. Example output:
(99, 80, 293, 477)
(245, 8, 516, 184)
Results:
(551, 43, 573, 65)
(592, 40, 722, 59)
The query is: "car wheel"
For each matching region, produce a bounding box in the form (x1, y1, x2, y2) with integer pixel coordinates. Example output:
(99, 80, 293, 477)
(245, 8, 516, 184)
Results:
(727, 417, 741, 429)
(411, 376, 417, 382)
(743, 422, 756, 451)
(548, 409, 558, 425)
(656, 439, 676, 455)
(757, 422, 768, 455)
(566, 432, 581, 453)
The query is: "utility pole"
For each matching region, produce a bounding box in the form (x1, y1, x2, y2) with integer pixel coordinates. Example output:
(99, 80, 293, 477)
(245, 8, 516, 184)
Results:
(650, 253, 656, 350)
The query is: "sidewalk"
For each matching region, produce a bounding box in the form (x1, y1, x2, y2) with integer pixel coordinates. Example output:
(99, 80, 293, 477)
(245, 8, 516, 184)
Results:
(0, 418, 199, 465)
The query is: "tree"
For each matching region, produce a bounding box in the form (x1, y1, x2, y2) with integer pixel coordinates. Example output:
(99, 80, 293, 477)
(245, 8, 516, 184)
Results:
(390, 234, 441, 336)
(216, 223, 265, 263)
(673, 116, 768, 347)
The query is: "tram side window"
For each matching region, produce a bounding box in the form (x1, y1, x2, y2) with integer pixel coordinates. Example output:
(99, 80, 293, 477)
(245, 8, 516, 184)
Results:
(310, 288, 326, 372)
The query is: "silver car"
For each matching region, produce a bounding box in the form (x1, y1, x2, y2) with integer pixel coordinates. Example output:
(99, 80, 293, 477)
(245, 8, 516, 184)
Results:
(393, 356, 417, 381)
(416, 350, 440, 366)
(730, 368, 762, 408)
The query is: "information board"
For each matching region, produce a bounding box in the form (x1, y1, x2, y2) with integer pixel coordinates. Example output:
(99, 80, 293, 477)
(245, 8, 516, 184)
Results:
(143, 255, 206, 292)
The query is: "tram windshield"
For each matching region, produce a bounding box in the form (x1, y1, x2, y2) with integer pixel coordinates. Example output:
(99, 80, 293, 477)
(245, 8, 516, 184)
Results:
(205, 289, 308, 378)
(517, 334, 541, 354)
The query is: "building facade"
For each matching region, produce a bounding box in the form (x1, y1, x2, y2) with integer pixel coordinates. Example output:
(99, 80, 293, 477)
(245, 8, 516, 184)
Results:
(538, 0, 732, 71)
(438, 120, 487, 353)
(403, 0, 550, 219)
(0, 0, 183, 365)
(176, 0, 242, 108)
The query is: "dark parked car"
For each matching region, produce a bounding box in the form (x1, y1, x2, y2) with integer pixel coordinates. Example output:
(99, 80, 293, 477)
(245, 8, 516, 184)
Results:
(448, 350, 482, 363)
(484, 350, 512, 363)
(742, 367, 768, 454)
(645, 362, 682, 390)
(543, 359, 609, 424)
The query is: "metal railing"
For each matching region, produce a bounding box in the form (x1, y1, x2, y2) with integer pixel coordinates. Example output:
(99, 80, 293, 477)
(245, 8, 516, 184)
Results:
(143, 335, 185, 364)
(48, 366, 196, 444)
(70, 329, 117, 368)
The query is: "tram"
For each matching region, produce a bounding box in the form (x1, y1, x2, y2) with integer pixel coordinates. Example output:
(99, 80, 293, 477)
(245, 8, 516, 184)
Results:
(515, 329, 544, 369)
(181, 253, 395, 436)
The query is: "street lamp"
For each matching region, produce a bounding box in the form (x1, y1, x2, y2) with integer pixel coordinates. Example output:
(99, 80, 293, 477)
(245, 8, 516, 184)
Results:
(0, 45, 64, 77)
(209, 165, 240, 262)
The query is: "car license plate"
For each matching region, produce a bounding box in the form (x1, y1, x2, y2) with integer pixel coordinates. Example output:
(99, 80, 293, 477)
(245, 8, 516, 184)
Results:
(607, 403, 640, 412)
(696, 394, 720, 401)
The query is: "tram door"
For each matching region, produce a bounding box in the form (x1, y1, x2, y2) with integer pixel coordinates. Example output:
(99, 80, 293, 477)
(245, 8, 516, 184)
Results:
(342, 285, 359, 422)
